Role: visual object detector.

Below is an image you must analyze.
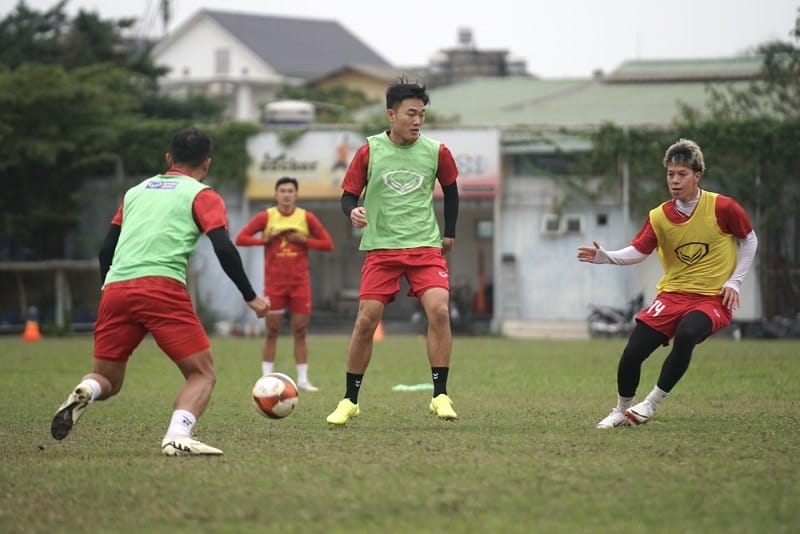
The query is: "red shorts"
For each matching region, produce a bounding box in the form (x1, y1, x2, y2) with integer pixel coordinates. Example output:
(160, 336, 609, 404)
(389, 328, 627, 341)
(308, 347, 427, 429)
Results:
(360, 248, 449, 304)
(636, 291, 732, 339)
(94, 276, 210, 362)
(266, 282, 312, 315)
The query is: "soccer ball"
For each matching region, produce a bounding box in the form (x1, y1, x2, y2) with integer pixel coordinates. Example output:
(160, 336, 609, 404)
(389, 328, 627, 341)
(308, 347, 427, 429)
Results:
(252, 372, 299, 419)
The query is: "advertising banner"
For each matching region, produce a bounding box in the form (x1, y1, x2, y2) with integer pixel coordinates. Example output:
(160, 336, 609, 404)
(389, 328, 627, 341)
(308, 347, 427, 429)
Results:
(245, 129, 500, 199)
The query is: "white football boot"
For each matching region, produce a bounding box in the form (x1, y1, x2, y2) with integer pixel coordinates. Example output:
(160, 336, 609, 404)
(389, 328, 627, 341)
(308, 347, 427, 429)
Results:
(161, 436, 223, 456)
(625, 400, 656, 425)
(596, 407, 631, 429)
(51, 384, 93, 440)
(297, 380, 319, 392)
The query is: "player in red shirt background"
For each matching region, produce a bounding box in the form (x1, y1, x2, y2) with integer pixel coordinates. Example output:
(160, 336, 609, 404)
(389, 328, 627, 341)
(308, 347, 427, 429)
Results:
(236, 176, 334, 391)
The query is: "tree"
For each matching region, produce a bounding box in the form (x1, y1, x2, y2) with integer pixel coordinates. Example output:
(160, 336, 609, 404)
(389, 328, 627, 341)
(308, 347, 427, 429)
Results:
(702, 10, 800, 121)
(0, 2, 246, 260)
(0, 1, 163, 79)
(0, 63, 143, 259)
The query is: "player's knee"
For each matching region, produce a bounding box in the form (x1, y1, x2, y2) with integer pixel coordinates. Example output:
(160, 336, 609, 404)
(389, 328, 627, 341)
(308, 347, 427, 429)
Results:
(675, 312, 712, 344)
(292, 325, 307, 337)
(673, 327, 701, 348)
(620, 344, 649, 365)
(353, 315, 379, 338)
(427, 302, 450, 327)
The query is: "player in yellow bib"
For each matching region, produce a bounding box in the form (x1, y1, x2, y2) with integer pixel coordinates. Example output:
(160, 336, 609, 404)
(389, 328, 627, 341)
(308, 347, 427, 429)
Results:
(236, 177, 334, 391)
(578, 139, 758, 428)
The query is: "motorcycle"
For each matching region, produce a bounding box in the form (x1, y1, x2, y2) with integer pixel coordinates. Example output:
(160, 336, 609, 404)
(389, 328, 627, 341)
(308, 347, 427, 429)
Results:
(586, 293, 644, 338)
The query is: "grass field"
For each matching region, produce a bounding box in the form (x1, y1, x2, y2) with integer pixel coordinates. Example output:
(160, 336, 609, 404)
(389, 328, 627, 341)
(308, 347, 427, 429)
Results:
(1, 334, 798, 533)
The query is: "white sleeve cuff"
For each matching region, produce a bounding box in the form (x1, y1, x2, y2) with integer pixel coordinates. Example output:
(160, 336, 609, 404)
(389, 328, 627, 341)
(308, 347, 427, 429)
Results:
(603, 245, 649, 265)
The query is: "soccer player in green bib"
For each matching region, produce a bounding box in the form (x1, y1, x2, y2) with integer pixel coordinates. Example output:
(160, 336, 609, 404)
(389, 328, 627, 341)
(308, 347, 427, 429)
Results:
(327, 77, 460, 424)
(50, 127, 270, 455)
(578, 139, 758, 428)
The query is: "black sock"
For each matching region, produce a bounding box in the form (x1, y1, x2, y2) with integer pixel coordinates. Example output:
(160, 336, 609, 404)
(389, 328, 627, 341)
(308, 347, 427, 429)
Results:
(345, 372, 363, 403)
(432, 367, 449, 396)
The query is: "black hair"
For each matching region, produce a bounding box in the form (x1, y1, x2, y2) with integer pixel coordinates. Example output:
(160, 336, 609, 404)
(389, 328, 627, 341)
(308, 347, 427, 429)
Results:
(170, 127, 212, 167)
(275, 176, 299, 191)
(386, 76, 430, 110)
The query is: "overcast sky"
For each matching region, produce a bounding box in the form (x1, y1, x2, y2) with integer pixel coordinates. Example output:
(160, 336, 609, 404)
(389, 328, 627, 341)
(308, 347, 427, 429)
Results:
(2, 0, 798, 77)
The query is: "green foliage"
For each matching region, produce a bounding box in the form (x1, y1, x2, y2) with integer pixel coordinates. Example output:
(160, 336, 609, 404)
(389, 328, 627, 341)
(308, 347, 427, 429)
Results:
(0, 2, 237, 259)
(703, 10, 800, 120)
(114, 118, 185, 177)
(0, 63, 144, 258)
(0, 0, 164, 79)
(0, 0, 70, 68)
(583, 125, 679, 217)
(206, 121, 261, 189)
(140, 94, 226, 121)
(2, 336, 798, 532)
(104, 120, 260, 191)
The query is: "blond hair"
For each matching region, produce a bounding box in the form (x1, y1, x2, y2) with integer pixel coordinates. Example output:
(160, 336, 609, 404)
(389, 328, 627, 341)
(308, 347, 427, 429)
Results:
(663, 138, 705, 173)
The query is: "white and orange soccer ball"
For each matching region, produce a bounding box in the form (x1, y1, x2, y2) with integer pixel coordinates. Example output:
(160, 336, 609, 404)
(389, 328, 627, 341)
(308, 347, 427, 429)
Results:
(252, 373, 299, 419)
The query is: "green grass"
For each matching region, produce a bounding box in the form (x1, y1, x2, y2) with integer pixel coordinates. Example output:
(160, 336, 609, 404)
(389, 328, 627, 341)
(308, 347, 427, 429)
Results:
(1, 335, 798, 533)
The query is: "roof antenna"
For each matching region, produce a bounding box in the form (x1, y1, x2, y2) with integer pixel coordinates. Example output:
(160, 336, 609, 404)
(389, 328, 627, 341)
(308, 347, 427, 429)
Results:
(160, 0, 171, 36)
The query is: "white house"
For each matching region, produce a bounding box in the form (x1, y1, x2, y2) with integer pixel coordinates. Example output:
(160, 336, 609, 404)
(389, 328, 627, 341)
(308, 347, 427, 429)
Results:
(151, 9, 392, 121)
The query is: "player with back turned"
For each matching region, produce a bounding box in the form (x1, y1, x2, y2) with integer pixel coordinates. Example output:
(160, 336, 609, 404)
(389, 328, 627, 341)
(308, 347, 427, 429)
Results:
(50, 127, 270, 456)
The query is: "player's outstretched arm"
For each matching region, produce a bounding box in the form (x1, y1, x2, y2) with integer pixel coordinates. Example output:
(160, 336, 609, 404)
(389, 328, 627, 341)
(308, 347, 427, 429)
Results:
(207, 227, 260, 303)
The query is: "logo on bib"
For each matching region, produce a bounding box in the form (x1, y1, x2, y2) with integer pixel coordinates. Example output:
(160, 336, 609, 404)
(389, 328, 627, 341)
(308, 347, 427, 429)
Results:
(383, 170, 424, 195)
(146, 180, 178, 190)
(674, 242, 709, 265)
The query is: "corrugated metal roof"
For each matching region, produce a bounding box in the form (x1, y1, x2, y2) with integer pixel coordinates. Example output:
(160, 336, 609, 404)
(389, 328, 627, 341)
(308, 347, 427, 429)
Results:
(205, 10, 391, 79)
(605, 56, 763, 83)
(425, 75, 750, 128)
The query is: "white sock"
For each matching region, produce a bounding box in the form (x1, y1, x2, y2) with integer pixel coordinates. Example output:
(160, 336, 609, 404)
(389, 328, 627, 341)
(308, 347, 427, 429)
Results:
(617, 395, 634, 411)
(165, 409, 195, 438)
(644, 386, 669, 408)
(296, 363, 309, 384)
(80, 379, 102, 401)
(262, 361, 274, 376)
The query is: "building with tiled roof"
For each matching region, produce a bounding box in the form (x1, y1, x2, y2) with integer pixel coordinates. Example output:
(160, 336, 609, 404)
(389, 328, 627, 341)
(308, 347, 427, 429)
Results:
(152, 9, 391, 121)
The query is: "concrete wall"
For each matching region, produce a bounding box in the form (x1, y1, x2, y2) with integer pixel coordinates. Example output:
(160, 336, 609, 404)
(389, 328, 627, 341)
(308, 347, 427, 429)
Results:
(495, 174, 762, 331)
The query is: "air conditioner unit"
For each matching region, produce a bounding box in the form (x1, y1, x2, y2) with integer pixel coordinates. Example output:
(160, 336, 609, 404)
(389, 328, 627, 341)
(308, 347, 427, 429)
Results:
(540, 214, 562, 236)
(561, 214, 585, 234)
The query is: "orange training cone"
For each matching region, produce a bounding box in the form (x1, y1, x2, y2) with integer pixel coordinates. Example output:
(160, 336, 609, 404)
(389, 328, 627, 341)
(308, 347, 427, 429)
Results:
(373, 321, 384, 342)
(22, 320, 42, 342)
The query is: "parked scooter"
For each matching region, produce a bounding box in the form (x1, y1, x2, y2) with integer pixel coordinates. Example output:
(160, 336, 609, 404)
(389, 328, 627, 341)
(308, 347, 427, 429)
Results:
(586, 293, 644, 338)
